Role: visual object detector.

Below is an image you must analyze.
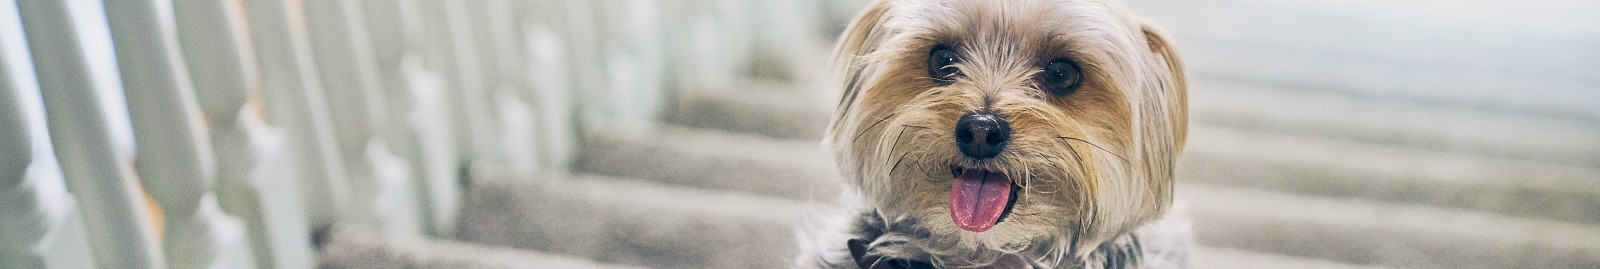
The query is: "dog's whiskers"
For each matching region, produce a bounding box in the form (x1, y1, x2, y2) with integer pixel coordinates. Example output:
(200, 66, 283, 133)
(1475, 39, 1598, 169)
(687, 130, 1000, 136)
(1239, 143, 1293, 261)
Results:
(1031, 153, 1068, 194)
(898, 150, 942, 183)
(1062, 141, 1089, 180)
(1055, 135, 1129, 164)
(1058, 143, 1098, 243)
(852, 113, 896, 145)
(884, 125, 910, 168)
(916, 157, 945, 182)
(889, 152, 910, 176)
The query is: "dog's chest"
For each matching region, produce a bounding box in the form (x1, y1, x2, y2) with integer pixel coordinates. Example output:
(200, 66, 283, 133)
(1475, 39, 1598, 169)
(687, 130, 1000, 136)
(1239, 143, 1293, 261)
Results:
(840, 212, 1167, 269)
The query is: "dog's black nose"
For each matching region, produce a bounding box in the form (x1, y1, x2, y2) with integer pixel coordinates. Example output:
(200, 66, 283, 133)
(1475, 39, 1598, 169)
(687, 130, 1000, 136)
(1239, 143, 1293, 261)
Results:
(954, 112, 1010, 159)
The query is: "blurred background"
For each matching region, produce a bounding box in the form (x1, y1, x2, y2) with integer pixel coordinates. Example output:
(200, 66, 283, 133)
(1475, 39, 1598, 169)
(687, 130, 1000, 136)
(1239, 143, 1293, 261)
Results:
(1, 0, 1596, 268)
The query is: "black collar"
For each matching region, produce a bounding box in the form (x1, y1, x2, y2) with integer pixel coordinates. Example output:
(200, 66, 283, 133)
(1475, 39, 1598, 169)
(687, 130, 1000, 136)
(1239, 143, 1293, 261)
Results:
(848, 239, 936, 269)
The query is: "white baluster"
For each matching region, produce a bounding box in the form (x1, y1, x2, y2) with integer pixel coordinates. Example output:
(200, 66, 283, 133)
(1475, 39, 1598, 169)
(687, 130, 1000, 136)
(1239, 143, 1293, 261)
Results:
(15, 0, 164, 267)
(357, 0, 430, 239)
(521, 0, 582, 174)
(441, 0, 502, 174)
(685, 0, 753, 92)
(599, 0, 665, 135)
(482, 0, 526, 88)
(301, 0, 381, 230)
(685, 13, 734, 94)
(240, 0, 354, 231)
(522, 23, 577, 174)
(650, 0, 694, 92)
(399, 53, 461, 238)
(352, 0, 421, 239)
(173, 0, 314, 268)
(714, 0, 754, 76)
(101, 0, 257, 267)
(393, 0, 464, 238)
(552, 0, 611, 133)
(303, 0, 425, 238)
(478, 0, 541, 178)
(0, 1, 96, 267)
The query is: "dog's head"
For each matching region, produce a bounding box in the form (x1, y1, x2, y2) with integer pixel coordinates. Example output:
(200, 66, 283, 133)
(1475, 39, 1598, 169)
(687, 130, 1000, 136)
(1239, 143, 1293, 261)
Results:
(824, 0, 1186, 264)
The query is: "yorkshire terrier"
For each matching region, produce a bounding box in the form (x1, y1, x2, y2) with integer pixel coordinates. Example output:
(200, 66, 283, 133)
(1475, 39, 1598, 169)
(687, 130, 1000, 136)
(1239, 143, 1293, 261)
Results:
(799, 0, 1191, 268)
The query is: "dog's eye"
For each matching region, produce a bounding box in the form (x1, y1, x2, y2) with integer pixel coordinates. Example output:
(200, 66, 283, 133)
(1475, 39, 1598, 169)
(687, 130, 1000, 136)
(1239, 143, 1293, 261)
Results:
(1038, 58, 1083, 96)
(927, 46, 961, 85)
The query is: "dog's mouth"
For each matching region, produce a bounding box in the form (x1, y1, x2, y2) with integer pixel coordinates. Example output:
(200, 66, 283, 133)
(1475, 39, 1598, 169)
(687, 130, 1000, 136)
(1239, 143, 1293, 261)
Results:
(949, 166, 1020, 233)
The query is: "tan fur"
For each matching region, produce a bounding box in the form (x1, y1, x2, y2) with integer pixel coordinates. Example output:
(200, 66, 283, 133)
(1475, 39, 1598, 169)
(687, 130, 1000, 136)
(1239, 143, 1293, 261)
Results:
(808, 0, 1187, 267)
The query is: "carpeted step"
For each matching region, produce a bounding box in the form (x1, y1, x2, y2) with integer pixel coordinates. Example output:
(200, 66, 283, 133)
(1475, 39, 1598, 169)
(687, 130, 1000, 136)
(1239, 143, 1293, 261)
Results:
(1194, 247, 1389, 269)
(1182, 123, 1600, 224)
(318, 230, 645, 269)
(1184, 182, 1600, 268)
(575, 125, 842, 201)
(668, 80, 833, 141)
(455, 174, 811, 269)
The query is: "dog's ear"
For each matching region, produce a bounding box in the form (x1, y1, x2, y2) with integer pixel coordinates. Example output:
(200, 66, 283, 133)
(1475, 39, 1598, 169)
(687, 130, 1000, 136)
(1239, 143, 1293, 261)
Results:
(1141, 20, 1186, 154)
(825, 0, 893, 146)
(1116, 20, 1188, 231)
(831, 0, 893, 74)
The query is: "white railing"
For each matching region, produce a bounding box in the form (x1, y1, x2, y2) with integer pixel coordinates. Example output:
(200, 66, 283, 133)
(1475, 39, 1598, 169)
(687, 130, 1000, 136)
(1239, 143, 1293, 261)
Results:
(0, 0, 851, 268)
(1, 2, 97, 268)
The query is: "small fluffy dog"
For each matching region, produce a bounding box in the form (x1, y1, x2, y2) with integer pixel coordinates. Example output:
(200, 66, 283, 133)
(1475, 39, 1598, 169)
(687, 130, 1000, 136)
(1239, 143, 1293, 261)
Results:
(799, 0, 1190, 268)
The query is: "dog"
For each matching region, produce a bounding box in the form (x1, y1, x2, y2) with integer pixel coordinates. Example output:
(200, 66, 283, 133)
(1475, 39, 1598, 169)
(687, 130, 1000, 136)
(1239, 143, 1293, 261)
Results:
(797, 0, 1190, 268)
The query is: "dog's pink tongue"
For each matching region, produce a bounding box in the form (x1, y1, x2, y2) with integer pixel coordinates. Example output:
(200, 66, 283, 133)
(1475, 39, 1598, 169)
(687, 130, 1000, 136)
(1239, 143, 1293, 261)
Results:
(950, 169, 1011, 233)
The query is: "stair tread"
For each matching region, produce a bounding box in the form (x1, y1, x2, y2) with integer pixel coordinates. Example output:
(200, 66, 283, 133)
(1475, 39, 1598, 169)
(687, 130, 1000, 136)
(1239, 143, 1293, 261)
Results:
(1190, 78, 1600, 166)
(319, 230, 646, 269)
(669, 80, 834, 140)
(456, 174, 810, 269)
(1183, 123, 1600, 224)
(564, 173, 808, 224)
(1184, 182, 1600, 268)
(1194, 247, 1389, 269)
(575, 125, 842, 200)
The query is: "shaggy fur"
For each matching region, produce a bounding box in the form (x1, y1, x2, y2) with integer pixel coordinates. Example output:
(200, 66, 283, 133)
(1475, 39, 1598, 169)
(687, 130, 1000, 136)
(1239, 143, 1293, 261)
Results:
(798, 0, 1190, 268)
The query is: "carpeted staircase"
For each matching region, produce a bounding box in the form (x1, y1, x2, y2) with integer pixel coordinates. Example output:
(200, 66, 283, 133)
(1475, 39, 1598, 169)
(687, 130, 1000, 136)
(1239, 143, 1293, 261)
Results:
(320, 0, 1600, 268)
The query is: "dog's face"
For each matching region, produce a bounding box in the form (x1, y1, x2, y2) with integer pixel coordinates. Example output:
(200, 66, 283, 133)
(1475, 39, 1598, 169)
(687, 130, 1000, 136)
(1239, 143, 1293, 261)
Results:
(825, 0, 1186, 263)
